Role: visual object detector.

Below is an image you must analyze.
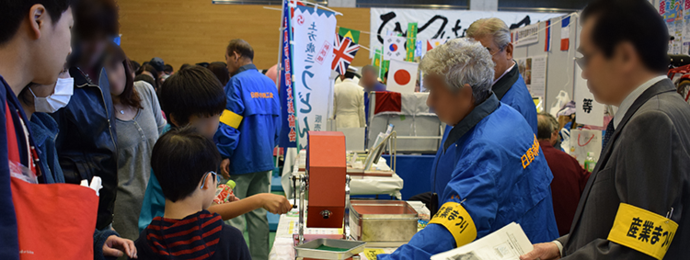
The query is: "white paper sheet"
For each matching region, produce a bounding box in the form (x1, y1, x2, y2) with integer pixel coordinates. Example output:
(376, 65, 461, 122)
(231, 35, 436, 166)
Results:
(431, 223, 533, 260)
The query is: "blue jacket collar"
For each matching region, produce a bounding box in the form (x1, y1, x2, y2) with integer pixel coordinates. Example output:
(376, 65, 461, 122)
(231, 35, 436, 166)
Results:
(492, 62, 520, 100)
(443, 93, 500, 150)
(29, 113, 58, 147)
(235, 64, 258, 75)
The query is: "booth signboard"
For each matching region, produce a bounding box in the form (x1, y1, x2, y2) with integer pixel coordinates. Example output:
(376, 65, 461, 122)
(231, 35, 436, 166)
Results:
(514, 23, 539, 47)
(574, 65, 605, 127)
(291, 5, 337, 149)
(369, 8, 563, 57)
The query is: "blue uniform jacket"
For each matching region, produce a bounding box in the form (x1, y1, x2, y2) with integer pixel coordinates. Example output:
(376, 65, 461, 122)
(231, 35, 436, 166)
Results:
(214, 64, 281, 175)
(384, 94, 558, 260)
(494, 64, 538, 134)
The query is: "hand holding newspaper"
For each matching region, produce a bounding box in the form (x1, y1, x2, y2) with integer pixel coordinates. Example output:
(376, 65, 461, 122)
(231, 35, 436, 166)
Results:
(431, 223, 534, 260)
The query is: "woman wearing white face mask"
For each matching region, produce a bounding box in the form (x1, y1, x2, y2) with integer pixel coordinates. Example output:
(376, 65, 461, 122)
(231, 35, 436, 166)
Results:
(106, 44, 166, 241)
(19, 66, 139, 259)
(17, 68, 73, 184)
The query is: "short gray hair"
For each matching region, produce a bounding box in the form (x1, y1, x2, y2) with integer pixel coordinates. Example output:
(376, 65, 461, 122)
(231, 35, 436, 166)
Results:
(467, 18, 512, 51)
(419, 38, 494, 104)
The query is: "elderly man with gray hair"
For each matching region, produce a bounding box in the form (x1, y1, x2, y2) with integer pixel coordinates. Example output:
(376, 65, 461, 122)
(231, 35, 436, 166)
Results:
(467, 17, 537, 134)
(382, 39, 558, 260)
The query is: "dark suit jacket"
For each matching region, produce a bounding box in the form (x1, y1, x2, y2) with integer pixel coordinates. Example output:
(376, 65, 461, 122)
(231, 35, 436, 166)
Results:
(558, 79, 690, 259)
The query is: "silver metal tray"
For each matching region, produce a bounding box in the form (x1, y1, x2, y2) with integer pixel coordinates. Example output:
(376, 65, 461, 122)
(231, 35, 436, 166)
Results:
(294, 238, 366, 259)
(349, 200, 419, 244)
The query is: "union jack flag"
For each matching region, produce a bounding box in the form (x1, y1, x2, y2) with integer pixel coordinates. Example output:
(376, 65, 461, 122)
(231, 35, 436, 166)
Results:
(331, 33, 360, 75)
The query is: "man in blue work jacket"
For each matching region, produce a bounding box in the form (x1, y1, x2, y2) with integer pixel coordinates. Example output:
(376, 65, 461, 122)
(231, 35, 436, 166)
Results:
(214, 39, 281, 260)
(467, 17, 537, 134)
(383, 39, 558, 260)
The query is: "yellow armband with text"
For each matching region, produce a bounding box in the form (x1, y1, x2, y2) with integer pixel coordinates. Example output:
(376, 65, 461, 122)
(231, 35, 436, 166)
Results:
(220, 109, 243, 129)
(429, 202, 477, 248)
(607, 203, 678, 260)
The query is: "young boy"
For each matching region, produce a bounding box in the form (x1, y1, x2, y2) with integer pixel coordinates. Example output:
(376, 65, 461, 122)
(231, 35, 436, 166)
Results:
(135, 127, 250, 260)
(138, 66, 291, 232)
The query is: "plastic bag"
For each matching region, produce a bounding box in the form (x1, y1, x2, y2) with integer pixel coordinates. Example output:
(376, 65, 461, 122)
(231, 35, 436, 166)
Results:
(550, 90, 570, 118)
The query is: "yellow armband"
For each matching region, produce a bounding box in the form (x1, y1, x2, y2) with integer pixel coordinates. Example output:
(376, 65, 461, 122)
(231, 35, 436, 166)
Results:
(607, 203, 678, 260)
(428, 202, 477, 248)
(220, 109, 243, 129)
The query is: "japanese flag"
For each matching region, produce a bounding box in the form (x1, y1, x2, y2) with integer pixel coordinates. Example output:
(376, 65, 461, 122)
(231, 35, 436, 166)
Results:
(387, 60, 418, 93)
(384, 35, 406, 61)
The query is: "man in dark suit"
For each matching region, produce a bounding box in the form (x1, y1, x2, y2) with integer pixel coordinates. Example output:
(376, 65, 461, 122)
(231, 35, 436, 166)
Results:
(521, 0, 690, 259)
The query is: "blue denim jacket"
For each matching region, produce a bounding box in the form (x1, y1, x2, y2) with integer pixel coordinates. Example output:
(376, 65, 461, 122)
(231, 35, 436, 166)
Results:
(29, 113, 64, 184)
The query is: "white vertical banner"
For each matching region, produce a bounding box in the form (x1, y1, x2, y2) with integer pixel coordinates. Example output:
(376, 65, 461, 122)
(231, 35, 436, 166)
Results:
(574, 65, 605, 127)
(292, 5, 337, 149)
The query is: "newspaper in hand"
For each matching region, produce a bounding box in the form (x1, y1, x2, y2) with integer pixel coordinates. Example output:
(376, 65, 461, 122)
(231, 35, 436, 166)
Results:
(430, 222, 533, 260)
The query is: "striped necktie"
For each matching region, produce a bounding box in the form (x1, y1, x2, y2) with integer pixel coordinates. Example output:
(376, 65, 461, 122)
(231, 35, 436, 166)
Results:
(602, 119, 614, 149)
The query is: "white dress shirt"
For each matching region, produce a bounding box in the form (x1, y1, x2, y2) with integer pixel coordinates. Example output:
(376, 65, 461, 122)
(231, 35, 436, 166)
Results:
(493, 62, 516, 85)
(613, 75, 667, 129)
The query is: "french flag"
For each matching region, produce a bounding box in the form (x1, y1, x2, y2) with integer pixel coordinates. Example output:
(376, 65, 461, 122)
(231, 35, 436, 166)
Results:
(561, 16, 571, 51)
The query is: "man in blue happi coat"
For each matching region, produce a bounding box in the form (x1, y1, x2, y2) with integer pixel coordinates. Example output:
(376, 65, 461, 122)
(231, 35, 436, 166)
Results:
(383, 39, 558, 260)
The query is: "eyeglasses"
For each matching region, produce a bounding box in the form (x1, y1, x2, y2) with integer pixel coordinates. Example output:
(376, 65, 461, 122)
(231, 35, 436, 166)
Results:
(575, 56, 587, 69)
(575, 48, 599, 69)
(487, 47, 504, 56)
(200, 171, 220, 189)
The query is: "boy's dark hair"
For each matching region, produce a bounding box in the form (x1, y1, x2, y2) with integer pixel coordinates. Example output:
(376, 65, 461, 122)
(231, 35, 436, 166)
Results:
(226, 39, 254, 61)
(0, 0, 73, 45)
(151, 126, 222, 202)
(159, 66, 226, 126)
(581, 0, 668, 73)
(207, 62, 230, 86)
(72, 0, 119, 40)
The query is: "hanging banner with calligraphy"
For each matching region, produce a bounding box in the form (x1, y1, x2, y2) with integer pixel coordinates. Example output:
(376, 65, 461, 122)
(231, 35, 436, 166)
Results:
(279, 0, 297, 147)
(369, 8, 563, 58)
(292, 5, 337, 149)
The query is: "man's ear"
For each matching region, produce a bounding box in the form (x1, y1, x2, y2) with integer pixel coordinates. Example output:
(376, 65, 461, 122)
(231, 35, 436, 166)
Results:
(29, 4, 48, 40)
(504, 43, 514, 60)
(233, 51, 242, 62)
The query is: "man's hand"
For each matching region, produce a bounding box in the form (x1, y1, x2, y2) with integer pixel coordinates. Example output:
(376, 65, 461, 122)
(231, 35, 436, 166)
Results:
(221, 159, 231, 179)
(103, 235, 137, 259)
(520, 242, 561, 260)
(259, 193, 292, 214)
